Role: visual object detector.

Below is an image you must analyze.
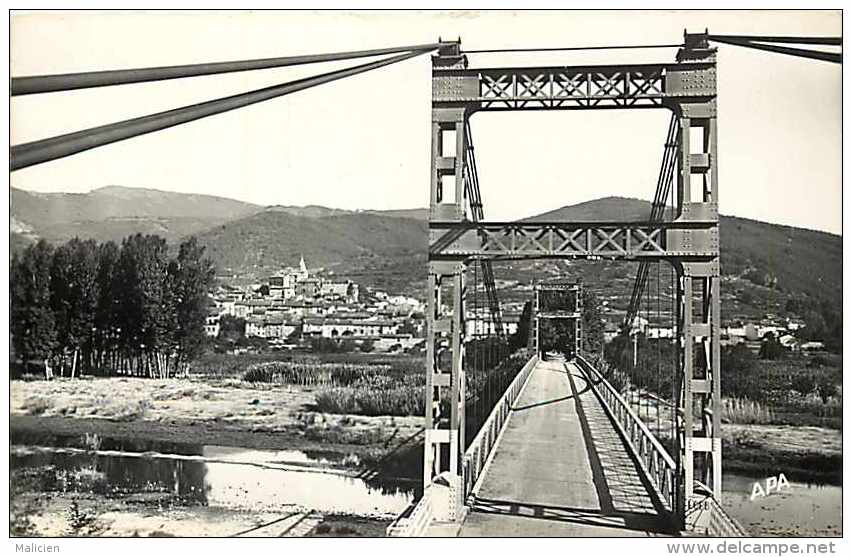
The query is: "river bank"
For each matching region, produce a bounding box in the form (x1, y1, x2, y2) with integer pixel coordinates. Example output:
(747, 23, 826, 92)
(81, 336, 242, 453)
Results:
(11, 377, 422, 455)
(9, 374, 842, 538)
(723, 424, 842, 485)
(10, 437, 406, 537)
(11, 376, 842, 487)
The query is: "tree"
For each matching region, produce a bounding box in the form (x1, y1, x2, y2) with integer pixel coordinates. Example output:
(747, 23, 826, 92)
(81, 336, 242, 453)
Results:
(758, 333, 785, 360)
(50, 238, 100, 377)
(115, 234, 171, 375)
(10, 240, 57, 374)
(817, 299, 842, 353)
(217, 315, 246, 345)
(784, 297, 802, 315)
(94, 241, 120, 371)
(815, 373, 837, 404)
(539, 318, 574, 356)
(581, 288, 604, 355)
(170, 237, 216, 370)
(802, 309, 827, 343)
(510, 300, 532, 351)
(721, 343, 761, 400)
(790, 374, 816, 399)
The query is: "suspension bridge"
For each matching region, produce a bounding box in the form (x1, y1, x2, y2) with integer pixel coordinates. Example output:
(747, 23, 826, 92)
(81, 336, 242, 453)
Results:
(10, 27, 841, 537)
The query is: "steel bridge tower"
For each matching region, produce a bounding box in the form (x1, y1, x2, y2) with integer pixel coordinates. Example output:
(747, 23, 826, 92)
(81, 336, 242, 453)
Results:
(425, 33, 722, 529)
(533, 281, 582, 360)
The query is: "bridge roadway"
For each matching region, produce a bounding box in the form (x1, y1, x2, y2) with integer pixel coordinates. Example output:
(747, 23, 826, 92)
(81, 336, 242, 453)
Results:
(458, 358, 674, 537)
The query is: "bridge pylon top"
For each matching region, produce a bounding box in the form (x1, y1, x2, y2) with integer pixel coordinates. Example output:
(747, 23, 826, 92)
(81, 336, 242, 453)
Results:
(433, 38, 468, 69)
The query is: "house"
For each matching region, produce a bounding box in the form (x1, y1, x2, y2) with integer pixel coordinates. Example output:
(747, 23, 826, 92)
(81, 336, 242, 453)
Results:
(296, 277, 321, 299)
(204, 311, 221, 337)
(646, 327, 675, 340)
(778, 334, 798, 350)
(245, 317, 300, 339)
(320, 280, 359, 302)
(302, 317, 400, 338)
(800, 341, 825, 352)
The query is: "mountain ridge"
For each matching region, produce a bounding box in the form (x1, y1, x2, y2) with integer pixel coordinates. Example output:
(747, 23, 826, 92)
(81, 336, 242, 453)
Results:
(10, 186, 841, 308)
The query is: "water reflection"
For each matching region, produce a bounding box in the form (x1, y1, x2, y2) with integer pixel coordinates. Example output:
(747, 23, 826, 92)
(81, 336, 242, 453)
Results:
(11, 432, 416, 517)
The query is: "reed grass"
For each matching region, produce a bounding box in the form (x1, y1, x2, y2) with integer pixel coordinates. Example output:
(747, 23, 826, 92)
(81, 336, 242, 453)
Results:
(721, 397, 775, 425)
(242, 361, 392, 386)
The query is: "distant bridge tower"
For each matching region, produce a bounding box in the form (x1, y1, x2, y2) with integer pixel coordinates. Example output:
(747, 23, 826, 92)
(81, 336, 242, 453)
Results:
(425, 32, 722, 530)
(533, 281, 582, 360)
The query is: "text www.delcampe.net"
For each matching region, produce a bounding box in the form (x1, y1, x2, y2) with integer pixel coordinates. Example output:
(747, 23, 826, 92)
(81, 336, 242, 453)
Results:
(667, 542, 837, 555)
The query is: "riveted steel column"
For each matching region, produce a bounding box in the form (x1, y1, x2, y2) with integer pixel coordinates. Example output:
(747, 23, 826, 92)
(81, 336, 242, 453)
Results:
(425, 40, 470, 522)
(666, 32, 721, 530)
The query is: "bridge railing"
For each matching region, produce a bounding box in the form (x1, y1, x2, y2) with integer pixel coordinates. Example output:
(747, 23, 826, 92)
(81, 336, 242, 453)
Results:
(462, 354, 539, 499)
(386, 486, 434, 537)
(687, 482, 749, 537)
(576, 355, 677, 512)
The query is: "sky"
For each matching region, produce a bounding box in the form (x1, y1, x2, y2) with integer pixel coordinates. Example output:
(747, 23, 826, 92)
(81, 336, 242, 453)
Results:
(10, 10, 842, 234)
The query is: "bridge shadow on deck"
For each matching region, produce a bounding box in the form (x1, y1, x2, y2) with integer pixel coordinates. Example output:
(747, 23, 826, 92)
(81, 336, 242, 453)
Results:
(462, 359, 675, 537)
(469, 496, 669, 535)
(566, 364, 674, 534)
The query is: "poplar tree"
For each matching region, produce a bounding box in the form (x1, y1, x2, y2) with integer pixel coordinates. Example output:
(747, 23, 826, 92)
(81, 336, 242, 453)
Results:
(50, 238, 100, 376)
(10, 240, 57, 374)
(170, 237, 216, 372)
(581, 289, 605, 355)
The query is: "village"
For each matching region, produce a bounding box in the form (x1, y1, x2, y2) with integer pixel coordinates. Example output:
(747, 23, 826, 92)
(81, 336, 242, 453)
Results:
(605, 313, 824, 353)
(204, 256, 825, 360)
(205, 256, 426, 353)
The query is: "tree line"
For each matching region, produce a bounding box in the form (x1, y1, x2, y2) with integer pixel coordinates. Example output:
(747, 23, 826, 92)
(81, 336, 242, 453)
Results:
(10, 234, 215, 379)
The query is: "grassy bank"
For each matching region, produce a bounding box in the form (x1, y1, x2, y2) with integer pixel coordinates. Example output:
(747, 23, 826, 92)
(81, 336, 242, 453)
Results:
(10, 374, 423, 454)
(723, 442, 842, 485)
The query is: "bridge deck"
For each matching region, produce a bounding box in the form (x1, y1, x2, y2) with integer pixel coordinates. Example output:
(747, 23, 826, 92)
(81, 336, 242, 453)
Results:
(459, 358, 673, 537)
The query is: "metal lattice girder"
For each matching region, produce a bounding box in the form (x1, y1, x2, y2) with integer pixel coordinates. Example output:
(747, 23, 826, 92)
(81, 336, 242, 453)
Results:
(536, 311, 582, 319)
(433, 61, 715, 110)
(430, 221, 718, 259)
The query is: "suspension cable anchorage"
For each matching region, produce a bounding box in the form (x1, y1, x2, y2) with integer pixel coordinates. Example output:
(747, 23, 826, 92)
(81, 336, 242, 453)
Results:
(707, 35, 841, 64)
(11, 42, 444, 96)
(707, 33, 841, 46)
(11, 48, 434, 171)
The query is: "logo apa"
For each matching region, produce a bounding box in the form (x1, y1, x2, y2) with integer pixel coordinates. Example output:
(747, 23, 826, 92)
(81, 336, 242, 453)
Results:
(749, 473, 790, 501)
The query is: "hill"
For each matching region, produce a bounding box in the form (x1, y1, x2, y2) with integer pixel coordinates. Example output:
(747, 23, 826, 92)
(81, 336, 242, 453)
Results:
(10, 185, 840, 316)
(266, 205, 429, 221)
(194, 209, 426, 274)
(10, 185, 261, 245)
(528, 197, 662, 222)
(525, 196, 842, 306)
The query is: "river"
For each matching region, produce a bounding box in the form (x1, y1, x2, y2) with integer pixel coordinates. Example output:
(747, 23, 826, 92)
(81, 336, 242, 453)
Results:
(10, 431, 417, 524)
(10, 432, 841, 537)
(722, 472, 841, 537)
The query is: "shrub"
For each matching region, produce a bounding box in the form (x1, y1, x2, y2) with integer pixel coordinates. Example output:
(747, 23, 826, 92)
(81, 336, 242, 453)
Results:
(721, 397, 774, 425)
(759, 335, 786, 360)
(109, 399, 152, 421)
(315, 379, 425, 417)
(815, 373, 838, 404)
(790, 374, 816, 398)
(242, 361, 391, 386)
(22, 396, 52, 415)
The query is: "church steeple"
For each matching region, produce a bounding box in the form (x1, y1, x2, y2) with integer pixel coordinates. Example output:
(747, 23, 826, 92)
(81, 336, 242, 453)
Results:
(299, 254, 308, 275)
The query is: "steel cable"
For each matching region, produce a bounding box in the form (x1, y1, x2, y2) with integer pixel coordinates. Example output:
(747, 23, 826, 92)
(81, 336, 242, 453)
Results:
(11, 49, 433, 170)
(11, 42, 443, 95)
(465, 43, 682, 54)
